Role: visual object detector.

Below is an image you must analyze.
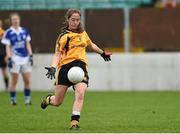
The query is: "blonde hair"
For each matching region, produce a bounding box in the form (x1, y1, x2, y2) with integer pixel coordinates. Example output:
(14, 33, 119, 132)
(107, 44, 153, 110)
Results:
(9, 12, 20, 21)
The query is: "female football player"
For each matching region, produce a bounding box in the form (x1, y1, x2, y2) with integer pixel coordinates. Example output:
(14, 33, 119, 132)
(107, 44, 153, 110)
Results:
(0, 19, 9, 90)
(1, 13, 33, 105)
(41, 9, 111, 130)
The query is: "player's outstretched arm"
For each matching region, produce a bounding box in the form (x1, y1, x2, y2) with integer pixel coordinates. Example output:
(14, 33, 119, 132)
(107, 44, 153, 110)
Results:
(45, 51, 61, 80)
(90, 42, 112, 62)
(51, 51, 61, 68)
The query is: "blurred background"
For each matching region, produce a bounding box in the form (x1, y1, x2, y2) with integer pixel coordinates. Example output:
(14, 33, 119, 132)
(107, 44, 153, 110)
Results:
(1, 0, 180, 91)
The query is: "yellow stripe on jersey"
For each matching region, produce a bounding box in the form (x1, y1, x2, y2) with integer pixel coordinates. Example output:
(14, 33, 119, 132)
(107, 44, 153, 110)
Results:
(55, 67, 60, 85)
(56, 30, 92, 68)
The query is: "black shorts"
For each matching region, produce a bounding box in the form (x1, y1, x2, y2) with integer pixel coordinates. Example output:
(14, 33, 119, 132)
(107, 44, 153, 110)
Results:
(0, 55, 7, 68)
(55, 60, 89, 87)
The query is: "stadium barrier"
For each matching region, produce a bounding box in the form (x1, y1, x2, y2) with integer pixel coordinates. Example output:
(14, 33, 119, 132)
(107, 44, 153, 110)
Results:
(1, 53, 180, 91)
(1, 8, 180, 53)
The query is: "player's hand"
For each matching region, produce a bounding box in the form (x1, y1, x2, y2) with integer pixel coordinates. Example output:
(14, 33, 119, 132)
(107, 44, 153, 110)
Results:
(8, 58, 13, 68)
(100, 50, 112, 62)
(29, 55, 33, 66)
(45, 67, 56, 80)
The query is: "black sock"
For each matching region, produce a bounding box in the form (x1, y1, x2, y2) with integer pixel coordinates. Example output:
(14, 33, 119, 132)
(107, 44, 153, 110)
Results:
(71, 115, 80, 122)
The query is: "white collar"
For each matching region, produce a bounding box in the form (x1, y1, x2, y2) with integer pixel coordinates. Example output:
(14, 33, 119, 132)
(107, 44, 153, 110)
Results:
(10, 26, 22, 34)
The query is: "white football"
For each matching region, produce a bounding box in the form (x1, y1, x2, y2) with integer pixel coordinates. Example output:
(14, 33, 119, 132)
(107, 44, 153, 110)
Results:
(68, 66, 85, 84)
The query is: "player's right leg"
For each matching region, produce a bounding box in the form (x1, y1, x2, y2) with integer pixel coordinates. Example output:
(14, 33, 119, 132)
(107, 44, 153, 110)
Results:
(9, 64, 20, 105)
(9, 73, 19, 105)
(41, 63, 71, 109)
(0, 55, 9, 90)
(2, 67, 9, 90)
(41, 84, 68, 109)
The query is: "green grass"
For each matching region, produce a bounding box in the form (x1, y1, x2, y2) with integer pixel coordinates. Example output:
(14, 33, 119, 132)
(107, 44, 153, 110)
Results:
(0, 91, 180, 133)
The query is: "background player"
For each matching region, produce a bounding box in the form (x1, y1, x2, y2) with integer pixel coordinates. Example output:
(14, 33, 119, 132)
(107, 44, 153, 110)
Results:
(0, 19, 9, 90)
(1, 13, 33, 105)
(41, 9, 112, 130)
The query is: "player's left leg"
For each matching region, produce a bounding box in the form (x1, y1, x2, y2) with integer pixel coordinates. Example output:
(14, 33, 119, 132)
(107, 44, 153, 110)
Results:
(41, 84, 68, 109)
(22, 72, 31, 105)
(70, 82, 87, 130)
(21, 63, 32, 105)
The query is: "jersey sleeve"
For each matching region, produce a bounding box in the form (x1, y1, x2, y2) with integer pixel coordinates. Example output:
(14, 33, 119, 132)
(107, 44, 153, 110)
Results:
(25, 28, 31, 43)
(84, 31, 93, 46)
(1, 31, 11, 46)
(55, 33, 68, 52)
(0, 29, 5, 39)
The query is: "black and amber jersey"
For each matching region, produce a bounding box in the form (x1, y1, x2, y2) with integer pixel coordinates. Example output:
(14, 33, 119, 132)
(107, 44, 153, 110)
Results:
(56, 29, 92, 68)
(0, 27, 4, 39)
(0, 27, 6, 56)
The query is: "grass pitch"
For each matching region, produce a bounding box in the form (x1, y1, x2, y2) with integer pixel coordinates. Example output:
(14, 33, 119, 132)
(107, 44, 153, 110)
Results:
(0, 91, 180, 133)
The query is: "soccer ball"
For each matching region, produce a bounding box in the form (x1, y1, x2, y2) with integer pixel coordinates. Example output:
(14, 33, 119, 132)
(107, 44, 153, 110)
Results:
(68, 66, 85, 84)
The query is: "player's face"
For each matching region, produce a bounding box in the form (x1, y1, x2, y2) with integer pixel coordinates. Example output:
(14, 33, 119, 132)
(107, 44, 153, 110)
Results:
(11, 15, 20, 27)
(68, 13, 80, 31)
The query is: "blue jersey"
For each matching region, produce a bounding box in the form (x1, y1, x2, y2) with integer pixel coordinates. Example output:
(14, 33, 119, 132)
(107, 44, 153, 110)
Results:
(1, 26, 31, 57)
